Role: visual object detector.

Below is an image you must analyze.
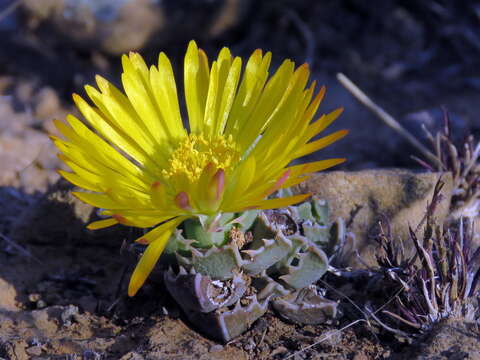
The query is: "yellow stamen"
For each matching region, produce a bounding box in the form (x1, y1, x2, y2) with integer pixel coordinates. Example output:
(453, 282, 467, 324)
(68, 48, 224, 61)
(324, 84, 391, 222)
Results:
(162, 134, 239, 183)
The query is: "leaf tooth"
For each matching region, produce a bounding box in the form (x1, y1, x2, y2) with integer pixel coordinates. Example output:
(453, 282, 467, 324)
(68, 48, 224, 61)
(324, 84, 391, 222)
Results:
(241, 248, 263, 259)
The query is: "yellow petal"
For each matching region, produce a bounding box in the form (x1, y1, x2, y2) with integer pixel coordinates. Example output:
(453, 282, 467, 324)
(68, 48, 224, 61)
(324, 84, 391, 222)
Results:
(304, 107, 344, 143)
(280, 175, 310, 189)
(58, 170, 99, 192)
(247, 64, 310, 168)
(150, 53, 186, 138)
(225, 49, 271, 139)
(248, 193, 312, 211)
(294, 129, 349, 159)
(238, 59, 295, 150)
(288, 158, 346, 178)
(67, 100, 157, 180)
(121, 67, 167, 140)
(74, 93, 150, 167)
(88, 76, 159, 154)
(203, 60, 219, 132)
(87, 218, 118, 230)
(73, 191, 127, 209)
(116, 213, 174, 228)
(184, 40, 209, 134)
(214, 53, 242, 135)
(128, 217, 188, 296)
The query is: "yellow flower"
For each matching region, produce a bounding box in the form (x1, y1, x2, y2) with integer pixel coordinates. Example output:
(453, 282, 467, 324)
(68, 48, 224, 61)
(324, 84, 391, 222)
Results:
(51, 40, 347, 296)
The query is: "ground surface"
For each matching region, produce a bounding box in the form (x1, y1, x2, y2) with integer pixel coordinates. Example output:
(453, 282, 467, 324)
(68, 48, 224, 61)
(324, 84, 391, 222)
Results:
(1, 0, 480, 359)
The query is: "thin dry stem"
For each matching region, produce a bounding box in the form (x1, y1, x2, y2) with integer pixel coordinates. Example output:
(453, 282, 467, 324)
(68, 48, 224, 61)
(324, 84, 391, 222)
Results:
(0, 0, 23, 24)
(0, 232, 43, 264)
(336, 73, 441, 167)
(283, 319, 367, 359)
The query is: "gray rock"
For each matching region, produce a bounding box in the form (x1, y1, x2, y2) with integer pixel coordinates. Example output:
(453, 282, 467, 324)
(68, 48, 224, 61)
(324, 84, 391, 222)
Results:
(296, 169, 453, 267)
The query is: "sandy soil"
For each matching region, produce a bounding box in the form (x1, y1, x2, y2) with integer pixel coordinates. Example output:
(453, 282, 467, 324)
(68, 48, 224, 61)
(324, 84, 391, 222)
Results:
(1, 1, 480, 358)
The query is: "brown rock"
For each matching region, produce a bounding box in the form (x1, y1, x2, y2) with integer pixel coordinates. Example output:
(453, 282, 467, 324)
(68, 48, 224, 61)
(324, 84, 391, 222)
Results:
(28, 307, 59, 336)
(412, 319, 480, 359)
(0, 131, 60, 192)
(0, 97, 33, 133)
(119, 352, 144, 360)
(25, 345, 43, 356)
(21, 0, 250, 55)
(199, 348, 248, 360)
(0, 340, 29, 360)
(0, 278, 19, 312)
(296, 169, 452, 267)
(353, 352, 369, 360)
(33, 86, 61, 121)
(22, 0, 165, 55)
(209, 344, 224, 352)
(145, 317, 248, 359)
(0, 95, 60, 191)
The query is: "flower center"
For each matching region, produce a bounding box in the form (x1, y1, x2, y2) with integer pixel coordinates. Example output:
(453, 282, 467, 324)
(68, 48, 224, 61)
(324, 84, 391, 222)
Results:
(162, 134, 240, 183)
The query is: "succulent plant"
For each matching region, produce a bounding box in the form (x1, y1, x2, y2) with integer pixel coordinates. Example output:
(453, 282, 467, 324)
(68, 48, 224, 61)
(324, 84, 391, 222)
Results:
(162, 196, 343, 342)
(413, 109, 480, 221)
(370, 179, 480, 336)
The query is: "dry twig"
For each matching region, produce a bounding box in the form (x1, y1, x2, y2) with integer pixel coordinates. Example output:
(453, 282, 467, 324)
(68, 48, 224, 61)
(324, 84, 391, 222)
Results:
(336, 73, 441, 167)
(0, 0, 23, 24)
(0, 232, 43, 264)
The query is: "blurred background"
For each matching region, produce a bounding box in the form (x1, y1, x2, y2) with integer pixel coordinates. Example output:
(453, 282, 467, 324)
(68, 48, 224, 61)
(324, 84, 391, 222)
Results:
(1, 0, 479, 193)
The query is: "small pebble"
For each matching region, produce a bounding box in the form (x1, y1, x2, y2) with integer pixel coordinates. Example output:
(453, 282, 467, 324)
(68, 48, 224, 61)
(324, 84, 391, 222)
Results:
(26, 346, 42, 356)
(209, 344, 223, 352)
(61, 305, 79, 326)
(83, 350, 103, 360)
(243, 338, 256, 351)
(36, 300, 47, 309)
(33, 86, 60, 120)
(353, 352, 369, 360)
(28, 293, 41, 302)
(119, 352, 144, 360)
(270, 346, 288, 357)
